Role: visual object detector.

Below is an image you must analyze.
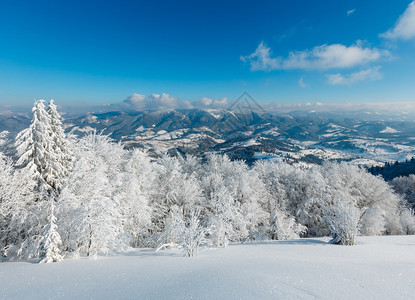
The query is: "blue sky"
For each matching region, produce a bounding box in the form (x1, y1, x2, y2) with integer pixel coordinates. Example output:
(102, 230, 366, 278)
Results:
(0, 0, 415, 109)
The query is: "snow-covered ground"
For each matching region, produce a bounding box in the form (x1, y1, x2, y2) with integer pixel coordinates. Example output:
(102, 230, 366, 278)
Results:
(1, 236, 414, 299)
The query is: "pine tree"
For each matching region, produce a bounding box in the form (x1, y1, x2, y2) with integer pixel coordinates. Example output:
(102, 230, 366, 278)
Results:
(39, 196, 63, 263)
(12, 100, 71, 261)
(15, 99, 72, 199)
(15, 100, 52, 199)
(46, 99, 73, 193)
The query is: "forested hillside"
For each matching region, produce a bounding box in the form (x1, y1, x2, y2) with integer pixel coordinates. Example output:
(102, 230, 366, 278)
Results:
(369, 158, 415, 180)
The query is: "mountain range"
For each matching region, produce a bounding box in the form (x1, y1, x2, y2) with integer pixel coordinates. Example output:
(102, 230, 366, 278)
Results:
(2, 108, 415, 166)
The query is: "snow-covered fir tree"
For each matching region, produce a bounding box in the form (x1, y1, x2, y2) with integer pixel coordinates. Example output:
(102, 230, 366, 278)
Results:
(15, 99, 72, 198)
(39, 196, 63, 263)
(9, 100, 71, 260)
(15, 100, 53, 200)
(46, 99, 73, 193)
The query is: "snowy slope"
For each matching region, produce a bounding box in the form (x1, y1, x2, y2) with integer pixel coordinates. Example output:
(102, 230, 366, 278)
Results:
(1, 236, 414, 299)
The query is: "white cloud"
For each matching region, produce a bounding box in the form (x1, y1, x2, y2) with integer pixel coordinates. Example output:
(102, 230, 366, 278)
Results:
(196, 97, 228, 108)
(298, 77, 308, 88)
(120, 94, 230, 110)
(124, 93, 146, 107)
(197, 97, 213, 106)
(347, 9, 356, 16)
(180, 100, 194, 109)
(326, 66, 383, 85)
(123, 93, 179, 109)
(240, 41, 281, 71)
(212, 97, 228, 107)
(241, 41, 389, 71)
(381, 1, 415, 39)
(147, 93, 178, 108)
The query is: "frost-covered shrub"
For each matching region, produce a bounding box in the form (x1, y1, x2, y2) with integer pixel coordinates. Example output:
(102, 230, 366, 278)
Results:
(391, 175, 415, 207)
(328, 199, 360, 246)
(116, 149, 154, 247)
(321, 162, 402, 236)
(200, 155, 267, 246)
(400, 209, 415, 235)
(359, 206, 386, 236)
(253, 161, 313, 238)
(156, 208, 210, 257)
(180, 210, 210, 257)
(270, 207, 307, 240)
(156, 206, 184, 247)
(148, 155, 204, 247)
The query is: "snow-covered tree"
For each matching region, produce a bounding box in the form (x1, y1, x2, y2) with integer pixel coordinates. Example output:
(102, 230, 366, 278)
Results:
(0, 168, 40, 259)
(270, 208, 307, 240)
(391, 175, 415, 208)
(327, 196, 360, 246)
(0, 132, 31, 258)
(180, 210, 210, 257)
(156, 205, 184, 248)
(149, 155, 204, 246)
(156, 208, 210, 257)
(15, 100, 52, 200)
(321, 162, 402, 236)
(39, 196, 63, 263)
(58, 133, 126, 257)
(116, 149, 154, 247)
(0, 130, 42, 259)
(15, 99, 72, 199)
(46, 99, 73, 193)
(254, 162, 329, 237)
(4, 118, 412, 259)
(9, 100, 73, 261)
(399, 208, 415, 235)
(253, 161, 307, 240)
(200, 155, 267, 246)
